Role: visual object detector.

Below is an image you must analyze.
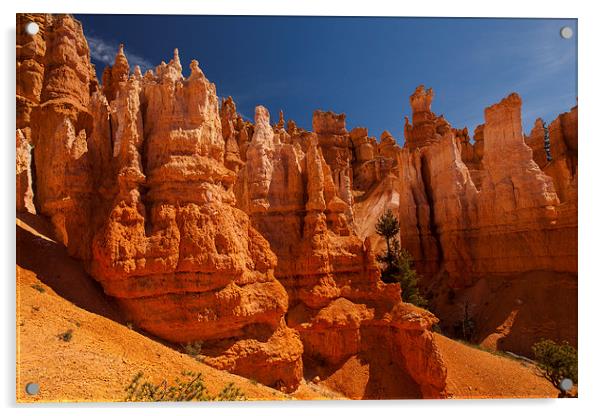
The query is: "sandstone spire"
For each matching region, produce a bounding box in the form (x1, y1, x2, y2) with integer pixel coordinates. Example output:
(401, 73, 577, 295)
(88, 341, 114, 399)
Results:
(410, 84, 434, 120)
(102, 42, 130, 102)
(276, 109, 285, 130)
(403, 85, 441, 150)
(171, 47, 182, 74)
(133, 65, 142, 79)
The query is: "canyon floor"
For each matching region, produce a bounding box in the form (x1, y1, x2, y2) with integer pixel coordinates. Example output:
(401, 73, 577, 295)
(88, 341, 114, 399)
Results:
(16, 213, 557, 401)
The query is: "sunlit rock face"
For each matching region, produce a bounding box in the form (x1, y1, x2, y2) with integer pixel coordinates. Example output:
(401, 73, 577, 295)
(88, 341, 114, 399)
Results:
(16, 14, 304, 391)
(235, 105, 448, 398)
(88, 52, 304, 392)
(18, 14, 97, 259)
(391, 87, 577, 355)
(16, 12, 577, 396)
(396, 89, 576, 286)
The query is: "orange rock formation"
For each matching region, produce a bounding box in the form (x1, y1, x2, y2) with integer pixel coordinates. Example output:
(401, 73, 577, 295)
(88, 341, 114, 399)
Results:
(16, 13, 577, 398)
(396, 88, 577, 286)
(16, 14, 302, 392)
(378, 87, 576, 353)
(353, 86, 576, 355)
(234, 106, 447, 397)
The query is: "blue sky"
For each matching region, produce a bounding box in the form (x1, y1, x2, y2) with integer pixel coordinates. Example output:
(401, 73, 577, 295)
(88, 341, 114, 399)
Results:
(76, 15, 577, 144)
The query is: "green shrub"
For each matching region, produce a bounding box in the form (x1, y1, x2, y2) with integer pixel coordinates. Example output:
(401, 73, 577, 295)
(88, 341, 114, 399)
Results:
(58, 329, 73, 342)
(124, 371, 245, 402)
(532, 339, 577, 395)
(375, 209, 401, 279)
(182, 341, 204, 362)
(393, 249, 429, 308)
(31, 283, 45, 293)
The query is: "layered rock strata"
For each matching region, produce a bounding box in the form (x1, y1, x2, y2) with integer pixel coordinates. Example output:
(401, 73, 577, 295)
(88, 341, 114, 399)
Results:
(90, 53, 303, 392)
(393, 87, 577, 354)
(16, 12, 578, 395)
(16, 14, 303, 392)
(18, 14, 97, 260)
(235, 106, 447, 398)
(397, 87, 577, 287)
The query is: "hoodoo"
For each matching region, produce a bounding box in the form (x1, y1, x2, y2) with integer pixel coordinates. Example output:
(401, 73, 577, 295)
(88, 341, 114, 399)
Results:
(16, 13, 577, 399)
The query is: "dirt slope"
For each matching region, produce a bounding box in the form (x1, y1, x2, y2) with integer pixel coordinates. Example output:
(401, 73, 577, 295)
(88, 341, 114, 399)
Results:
(16, 214, 335, 402)
(434, 334, 557, 398)
(16, 266, 298, 402)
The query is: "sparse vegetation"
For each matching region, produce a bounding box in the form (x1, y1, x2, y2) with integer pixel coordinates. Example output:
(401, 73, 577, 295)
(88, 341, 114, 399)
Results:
(31, 283, 45, 293)
(58, 329, 73, 342)
(126, 322, 134, 330)
(182, 341, 204, 362)
(454, 339, 523, 362)
(393, 249, 429, 308)
(375, 210, 428, 308)
(532, 339, 577, 396)
(124, 371, 246, 402)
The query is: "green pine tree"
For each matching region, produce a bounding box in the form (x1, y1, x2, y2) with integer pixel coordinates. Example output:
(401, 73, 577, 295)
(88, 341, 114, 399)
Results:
(375, 209, 401, 281)
(394, 249, 429, 308)
(375, 210, 428, 308)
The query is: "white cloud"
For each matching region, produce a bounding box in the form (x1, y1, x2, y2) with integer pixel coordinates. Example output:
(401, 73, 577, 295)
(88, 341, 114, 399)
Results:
(87, 35, 154, 73)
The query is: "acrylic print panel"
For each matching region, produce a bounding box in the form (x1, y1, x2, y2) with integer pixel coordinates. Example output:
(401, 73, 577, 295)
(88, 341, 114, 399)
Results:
(15, 13, 577, 402)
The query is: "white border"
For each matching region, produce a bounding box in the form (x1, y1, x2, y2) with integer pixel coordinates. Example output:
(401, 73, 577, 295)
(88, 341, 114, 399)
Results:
(3, 1, 601, 415)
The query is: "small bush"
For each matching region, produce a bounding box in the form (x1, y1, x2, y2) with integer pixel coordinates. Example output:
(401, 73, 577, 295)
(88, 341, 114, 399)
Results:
(182, 341, 204, 362)
(532, 339, 578, 395)
(58, 329, 73, 342)
(124, 371, 245, 402)
(31, 284, 45, 293)
(393, 249, 429, 308)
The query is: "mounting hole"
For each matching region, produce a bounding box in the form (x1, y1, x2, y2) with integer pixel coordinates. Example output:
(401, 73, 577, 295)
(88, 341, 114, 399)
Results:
(560, 26, 573, 39)
(25, 22, 39, 36)
(559, 378, 573, 392)
(25, 382, 40, 395)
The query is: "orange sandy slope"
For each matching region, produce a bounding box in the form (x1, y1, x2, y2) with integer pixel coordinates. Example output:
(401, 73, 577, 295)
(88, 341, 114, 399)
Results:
(434, 333, 557, 398)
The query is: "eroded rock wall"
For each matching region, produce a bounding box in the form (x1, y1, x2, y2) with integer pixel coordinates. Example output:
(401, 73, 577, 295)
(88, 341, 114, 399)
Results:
(16, 12, 577, 396)
(88, 53, 303, 392)
(235, 106, 448, 398)
(16, 14, 304, 392)
(19, 14, 98, 260)
(394, 87, 577, 354)
(398, 87, 577, 288)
